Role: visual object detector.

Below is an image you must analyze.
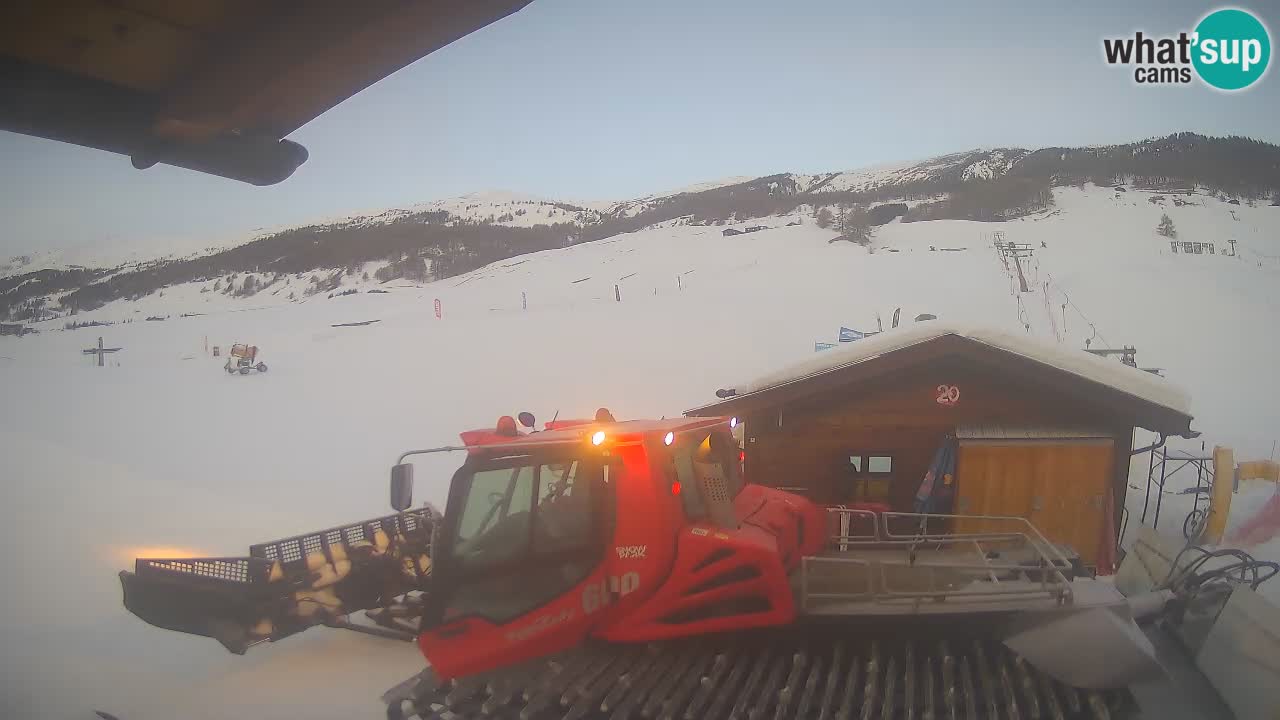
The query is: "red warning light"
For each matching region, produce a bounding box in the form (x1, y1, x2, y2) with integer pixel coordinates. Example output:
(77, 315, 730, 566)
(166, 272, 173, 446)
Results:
(495, 416, 518, 436)
(671, 481, 682, 496)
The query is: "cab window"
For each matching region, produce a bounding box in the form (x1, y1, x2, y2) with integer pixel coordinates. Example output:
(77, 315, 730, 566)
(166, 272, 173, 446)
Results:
(437, 454, 610, 625)
(452, 463, 536, 569)
(670, 429, 743, 519)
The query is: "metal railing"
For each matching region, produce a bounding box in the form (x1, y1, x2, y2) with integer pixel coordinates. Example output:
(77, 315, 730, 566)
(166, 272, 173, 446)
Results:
(800, 508, 1076, 614)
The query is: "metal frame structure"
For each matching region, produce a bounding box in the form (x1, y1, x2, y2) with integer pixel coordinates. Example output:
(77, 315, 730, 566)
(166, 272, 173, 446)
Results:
(1139, 446, 1215, 538)
(994, 236, 1036, 293)
(800, 509, 1075, 614)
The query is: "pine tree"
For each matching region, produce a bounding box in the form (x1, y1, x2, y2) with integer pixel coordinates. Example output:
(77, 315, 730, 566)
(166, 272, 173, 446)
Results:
(1157, 213, 1177, 238)
(236, 275, 258, 297)
(841, 208, 874, 245)
(815, 207, 833, 229)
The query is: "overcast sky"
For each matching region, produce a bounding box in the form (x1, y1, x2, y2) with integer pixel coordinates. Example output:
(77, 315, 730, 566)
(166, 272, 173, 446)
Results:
(2, 0, 1277, 258)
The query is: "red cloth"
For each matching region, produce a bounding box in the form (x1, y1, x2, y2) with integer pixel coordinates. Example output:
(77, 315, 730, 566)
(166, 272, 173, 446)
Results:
(1226, 489, 1280, 547)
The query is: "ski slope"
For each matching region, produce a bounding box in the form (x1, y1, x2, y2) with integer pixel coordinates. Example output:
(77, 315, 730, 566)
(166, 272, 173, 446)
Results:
(1, 185, 1278, 719)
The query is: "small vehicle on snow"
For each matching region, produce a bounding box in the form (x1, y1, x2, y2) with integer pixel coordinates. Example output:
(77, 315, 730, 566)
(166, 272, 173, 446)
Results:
(224, 343, 267, 374)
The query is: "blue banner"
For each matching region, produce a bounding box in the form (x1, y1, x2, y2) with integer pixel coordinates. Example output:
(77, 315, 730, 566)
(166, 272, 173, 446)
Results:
(814, 342, 837, 352)
(914, 436, 958, 513)
(838, 326, 865, 342)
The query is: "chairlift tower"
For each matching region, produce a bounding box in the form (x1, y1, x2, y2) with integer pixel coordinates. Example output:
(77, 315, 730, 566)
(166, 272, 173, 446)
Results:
(82, 336, 123, 367)
(995, 236, 1035, 293)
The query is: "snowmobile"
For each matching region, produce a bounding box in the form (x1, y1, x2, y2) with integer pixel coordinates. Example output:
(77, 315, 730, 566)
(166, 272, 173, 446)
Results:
(119, 411, 1221, 719)
(224, 343, 267, 374)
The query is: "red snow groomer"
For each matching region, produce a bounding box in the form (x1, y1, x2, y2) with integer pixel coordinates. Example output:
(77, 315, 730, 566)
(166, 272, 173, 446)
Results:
(224, 343, 267, 375)
(120, 411, 1164, 720)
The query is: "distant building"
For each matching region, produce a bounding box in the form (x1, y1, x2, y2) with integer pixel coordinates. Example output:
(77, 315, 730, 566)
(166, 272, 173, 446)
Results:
(743, 225, 768, 233)
(722, 228, 743, 237)
(1171, 241, 1215, 255)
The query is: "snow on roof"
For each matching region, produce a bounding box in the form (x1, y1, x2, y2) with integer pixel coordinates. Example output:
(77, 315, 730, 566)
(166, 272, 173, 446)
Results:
(727, 321, 1192, 417)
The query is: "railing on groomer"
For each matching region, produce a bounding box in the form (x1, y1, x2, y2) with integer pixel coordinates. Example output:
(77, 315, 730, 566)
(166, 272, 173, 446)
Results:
(800, 507, 1076, 613)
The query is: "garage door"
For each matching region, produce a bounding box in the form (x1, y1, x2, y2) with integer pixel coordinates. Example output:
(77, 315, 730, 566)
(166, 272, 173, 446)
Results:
(954, 439, 1114, 567)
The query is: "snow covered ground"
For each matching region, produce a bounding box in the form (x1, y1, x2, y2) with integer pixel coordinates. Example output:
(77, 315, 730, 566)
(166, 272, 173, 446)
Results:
(1, 185, 1278, 719)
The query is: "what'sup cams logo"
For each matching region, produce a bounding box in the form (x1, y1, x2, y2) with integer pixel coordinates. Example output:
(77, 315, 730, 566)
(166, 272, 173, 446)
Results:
(1103, 8, 1271, 90)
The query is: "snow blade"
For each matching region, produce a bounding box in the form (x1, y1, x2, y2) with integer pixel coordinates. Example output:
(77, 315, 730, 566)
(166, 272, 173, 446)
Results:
(1003, 605, 1165, 689)
(119, 558, 284, 654)
(118, 509, 436, 653)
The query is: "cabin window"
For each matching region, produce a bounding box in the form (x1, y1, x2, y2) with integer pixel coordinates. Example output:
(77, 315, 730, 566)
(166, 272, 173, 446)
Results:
(841, 452, 895, 504)
(867, 456, 893, 474)
(451, 457, 602, 568)
(672, 451, 708, 519)
(436, 454, 610, 625)
(670, 429, 744, 519)
(452, 463, 535, 568)
(533, 460, 593, 554)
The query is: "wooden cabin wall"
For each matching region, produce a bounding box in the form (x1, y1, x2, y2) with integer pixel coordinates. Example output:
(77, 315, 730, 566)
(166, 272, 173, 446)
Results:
(710, 341, 1176, 568)
(742, 358, 1140, 559)
(954, 439, 1116, 566)
(744, 359, 1110, 501)
(748, 423, 947, 507)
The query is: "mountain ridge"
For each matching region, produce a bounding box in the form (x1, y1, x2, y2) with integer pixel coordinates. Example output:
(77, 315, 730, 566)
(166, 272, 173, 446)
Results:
(3, 132, 1279, 323)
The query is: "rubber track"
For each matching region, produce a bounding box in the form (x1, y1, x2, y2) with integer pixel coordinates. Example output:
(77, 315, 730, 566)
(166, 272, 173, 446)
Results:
(391, 629, 1133, 720)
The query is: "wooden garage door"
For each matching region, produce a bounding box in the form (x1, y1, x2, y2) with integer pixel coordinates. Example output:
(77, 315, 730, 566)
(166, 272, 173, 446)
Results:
(954, 440, 1114, 567)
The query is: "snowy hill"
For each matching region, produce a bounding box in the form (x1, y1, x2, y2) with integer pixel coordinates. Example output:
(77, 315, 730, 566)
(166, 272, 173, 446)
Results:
(789, 149, 1030, 193)
(2, 143, 1280, 719)
(361, 190, 605, 229)
(7, 133, 1278, 322)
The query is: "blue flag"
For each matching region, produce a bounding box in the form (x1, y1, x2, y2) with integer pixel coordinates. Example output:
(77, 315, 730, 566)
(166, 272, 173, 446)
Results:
(839, 327, 865, 342)
(815, 342, 837, 352)
(914, 437, 958, 513)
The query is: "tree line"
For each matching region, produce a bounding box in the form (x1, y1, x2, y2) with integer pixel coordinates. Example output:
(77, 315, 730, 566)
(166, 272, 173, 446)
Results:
(56, 213, 579, 313)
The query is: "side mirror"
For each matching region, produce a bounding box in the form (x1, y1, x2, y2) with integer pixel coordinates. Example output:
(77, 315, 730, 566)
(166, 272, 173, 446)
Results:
(517, 411, 536, 429)
(390, 463, 414, 511)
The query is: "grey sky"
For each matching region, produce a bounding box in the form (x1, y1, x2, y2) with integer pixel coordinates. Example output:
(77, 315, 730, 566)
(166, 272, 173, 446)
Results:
(2, 0, 1277, 258)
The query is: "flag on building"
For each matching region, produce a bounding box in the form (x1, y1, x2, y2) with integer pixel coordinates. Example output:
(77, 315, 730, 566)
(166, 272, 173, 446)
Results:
(914, 436, 958, 513)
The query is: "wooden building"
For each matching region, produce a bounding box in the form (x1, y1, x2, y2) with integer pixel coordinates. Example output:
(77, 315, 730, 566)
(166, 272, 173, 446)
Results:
(685, 325, 1196, 568)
